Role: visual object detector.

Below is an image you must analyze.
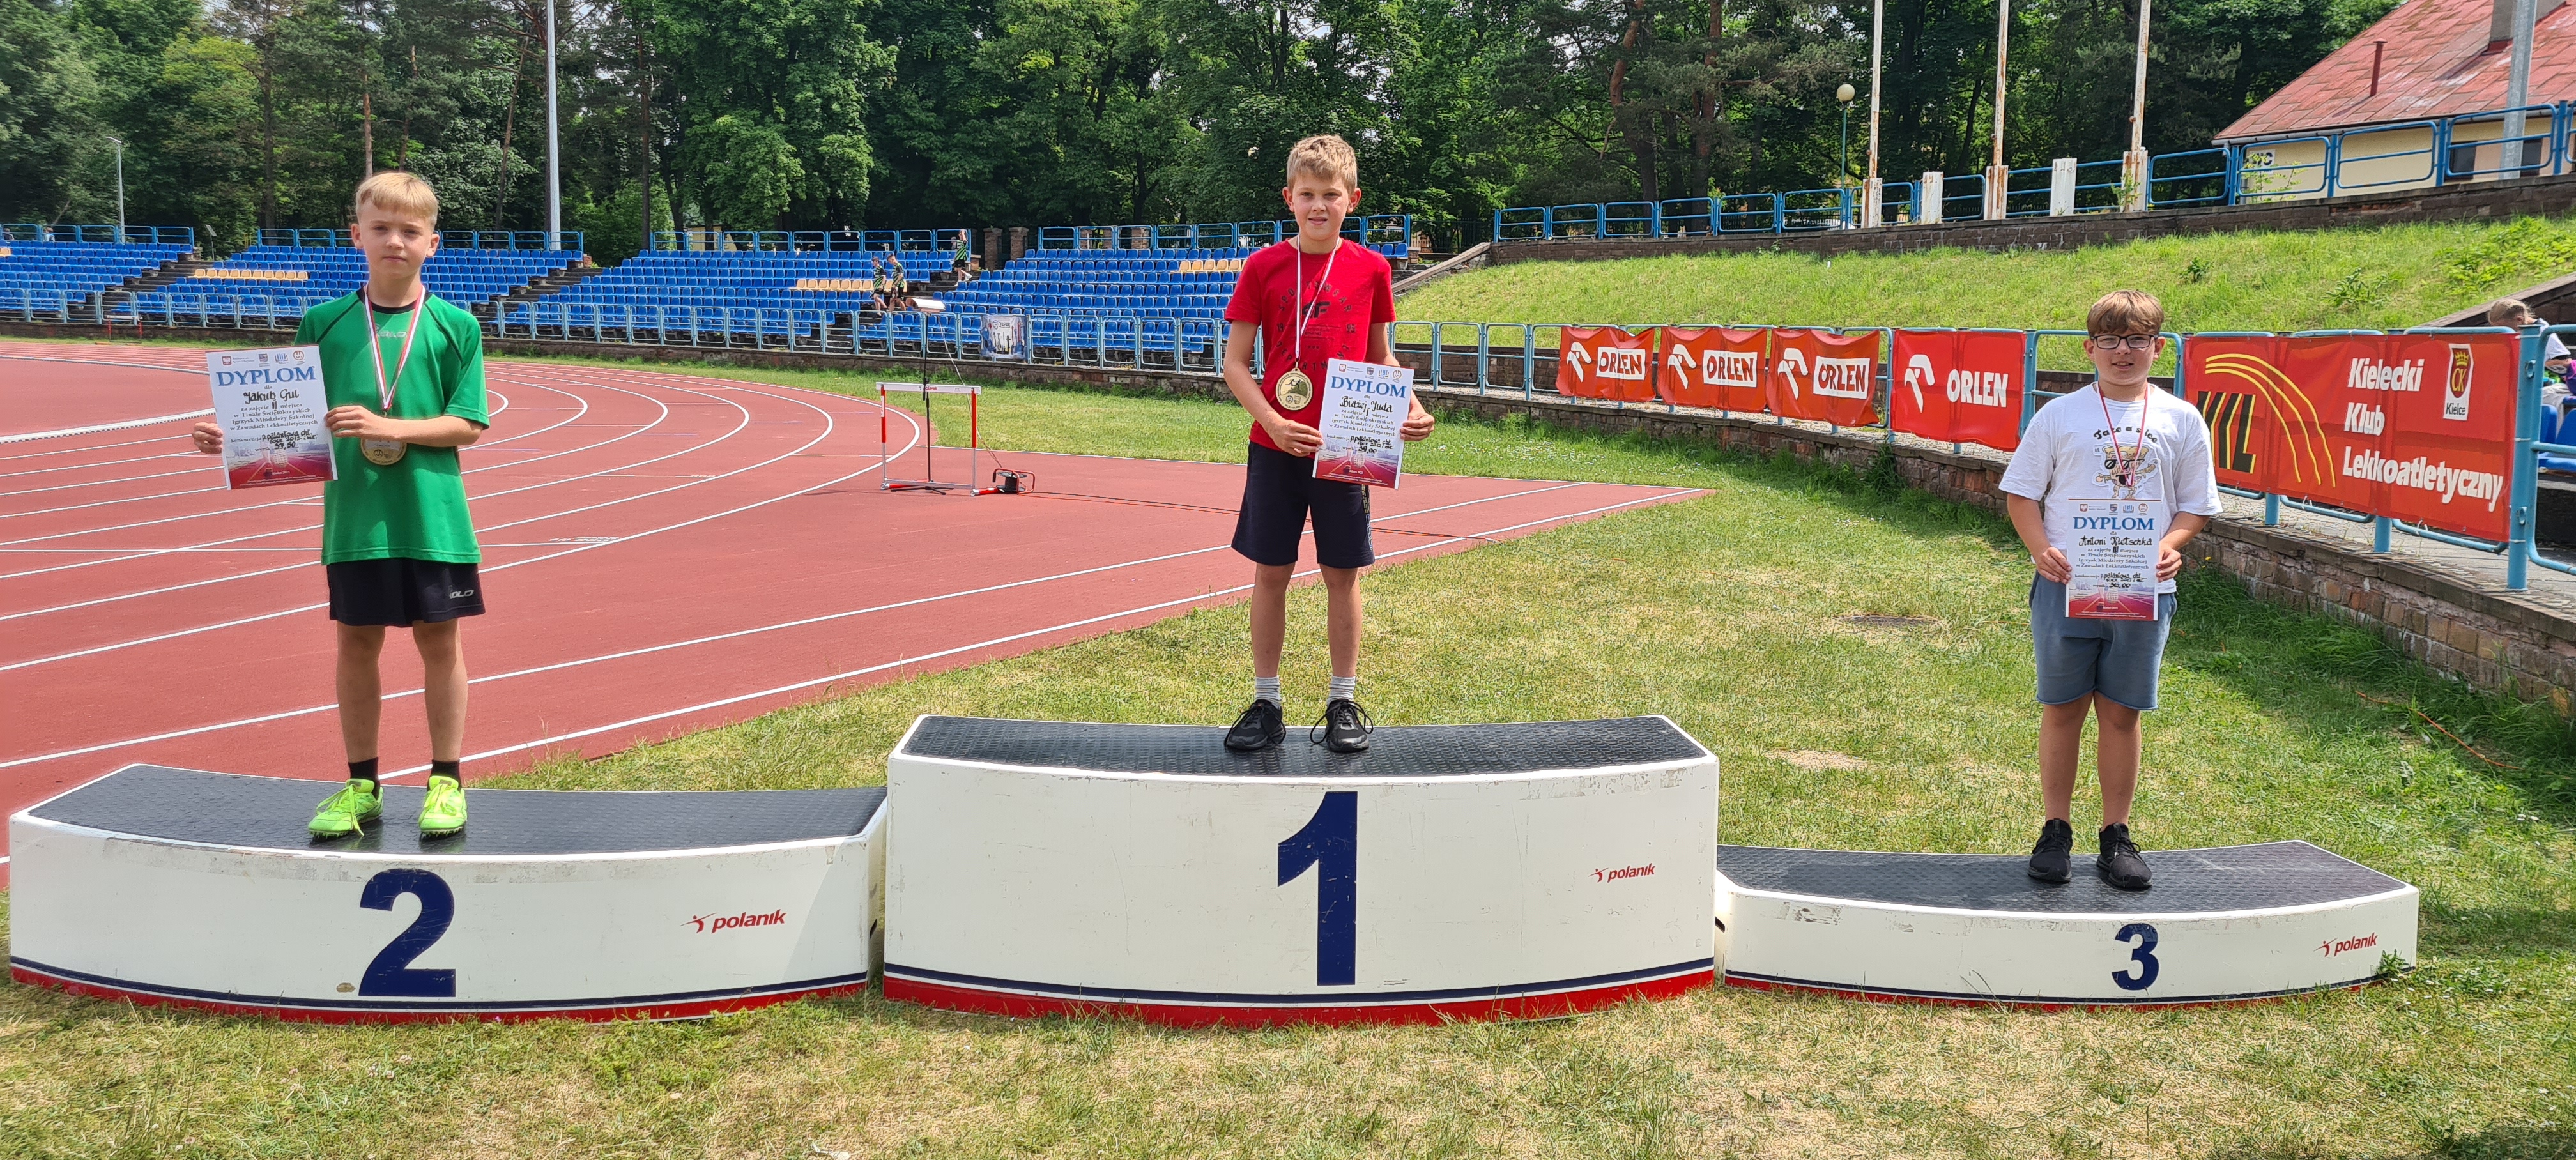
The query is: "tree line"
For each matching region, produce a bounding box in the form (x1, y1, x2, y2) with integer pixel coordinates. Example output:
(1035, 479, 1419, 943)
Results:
(3, 0, 2400, 259)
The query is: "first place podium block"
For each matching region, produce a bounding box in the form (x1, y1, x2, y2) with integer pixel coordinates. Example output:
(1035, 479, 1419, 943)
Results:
(9, 766, 887, 1022)
(883, 715, 1720, 1026)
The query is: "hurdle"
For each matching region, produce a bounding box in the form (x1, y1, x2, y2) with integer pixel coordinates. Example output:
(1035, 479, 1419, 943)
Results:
(878, 380, 999, 494)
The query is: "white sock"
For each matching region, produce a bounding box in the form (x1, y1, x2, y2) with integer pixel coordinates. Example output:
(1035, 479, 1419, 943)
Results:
(1329, 675, 1356, 702)
(1254, 676, 1282, 706)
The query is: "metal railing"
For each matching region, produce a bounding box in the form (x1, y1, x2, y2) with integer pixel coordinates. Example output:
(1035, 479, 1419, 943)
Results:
(647, 229, 965, 253)
(1, 224, 195, 247)
(1494, 99, 2576, 241)
(252, 228, 583, 251)
(1034, 215, 1411, 253)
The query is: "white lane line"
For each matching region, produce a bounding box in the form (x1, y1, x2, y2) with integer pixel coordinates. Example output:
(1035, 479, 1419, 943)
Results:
(0, 383, 906, 666)
(0, 450, 197, 479)
(0, 433, 191, 462)
(0, 482, 1689, 772)
(379, 488, 1699, 779)
(0, 371, 602, 567)
(0, 370, 820, 620)
(0, 409, 215, 446)
(0, 466, 208, 499)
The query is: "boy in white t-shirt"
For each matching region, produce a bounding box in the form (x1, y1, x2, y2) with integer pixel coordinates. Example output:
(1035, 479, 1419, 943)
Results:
(1998, 290, 2222, 891)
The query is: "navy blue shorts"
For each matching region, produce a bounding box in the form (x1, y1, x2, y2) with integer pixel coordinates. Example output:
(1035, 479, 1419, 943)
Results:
(328, 558, 486, 627)
(1234, 442, 1374, 569)
(2030, 576, 2175, 710)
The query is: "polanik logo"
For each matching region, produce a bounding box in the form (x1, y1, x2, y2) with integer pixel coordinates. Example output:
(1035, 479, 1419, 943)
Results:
(689, 909, 788, 933)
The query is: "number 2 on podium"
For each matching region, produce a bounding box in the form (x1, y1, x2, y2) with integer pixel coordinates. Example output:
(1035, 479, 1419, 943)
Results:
(1278, 791, 1356, 986)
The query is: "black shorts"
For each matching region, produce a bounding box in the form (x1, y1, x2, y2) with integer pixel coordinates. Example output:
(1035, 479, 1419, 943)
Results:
(1233, 441, 1374, 569)
(326, 558, 487, 627)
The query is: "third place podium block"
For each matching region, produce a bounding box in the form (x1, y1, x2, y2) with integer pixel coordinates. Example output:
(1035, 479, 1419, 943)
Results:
(883, 715, 1720, 1025)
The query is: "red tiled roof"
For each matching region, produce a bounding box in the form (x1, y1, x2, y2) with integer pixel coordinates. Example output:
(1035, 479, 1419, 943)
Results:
(2219, 0, 2576, 141)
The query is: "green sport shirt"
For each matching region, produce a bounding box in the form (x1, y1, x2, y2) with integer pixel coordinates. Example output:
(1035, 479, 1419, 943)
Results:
(293, 292, 490, 565)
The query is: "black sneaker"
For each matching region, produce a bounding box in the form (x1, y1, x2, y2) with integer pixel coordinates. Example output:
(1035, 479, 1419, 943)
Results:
(1312, 698, 1374, 753)
(2027, 818, 2074, 884)
(1223, 699, 1285, 751)
(2097, 823, 2153, 891)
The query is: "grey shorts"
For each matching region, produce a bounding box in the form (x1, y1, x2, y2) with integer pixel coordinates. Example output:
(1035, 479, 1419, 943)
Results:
(2030, 576, 2177, 710)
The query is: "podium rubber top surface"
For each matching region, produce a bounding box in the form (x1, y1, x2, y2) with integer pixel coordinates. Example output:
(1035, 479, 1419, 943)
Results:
(1718, 842, 2409, 914)
(898, 715, 1708, 777)
(24, 766, 885, 856)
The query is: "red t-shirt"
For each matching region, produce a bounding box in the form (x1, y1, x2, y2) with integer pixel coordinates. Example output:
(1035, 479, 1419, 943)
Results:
(1223, 239, 1397, 451)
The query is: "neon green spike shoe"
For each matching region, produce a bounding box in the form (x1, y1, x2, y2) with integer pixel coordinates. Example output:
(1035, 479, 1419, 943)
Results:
(309, 779, 382, 838)
(418, 774, 466, 837)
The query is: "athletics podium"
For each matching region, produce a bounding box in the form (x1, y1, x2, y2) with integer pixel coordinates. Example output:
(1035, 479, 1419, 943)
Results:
(881, 715, 1722, 1025)
(8, 766, 885, 1021)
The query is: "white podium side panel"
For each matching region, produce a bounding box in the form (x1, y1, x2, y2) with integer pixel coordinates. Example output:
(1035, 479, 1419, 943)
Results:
(882, 717, 1720, 1025)
(8, 768, 887, 1023)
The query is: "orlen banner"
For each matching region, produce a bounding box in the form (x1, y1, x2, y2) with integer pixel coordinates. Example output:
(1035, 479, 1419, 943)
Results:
(1767, 328, 1882, 426)
(1890, 329, 2025, 452)
(1656, 327, 1770, 411)
(1554, 326, 1657, 402)
(2185, 333, 2518, 542)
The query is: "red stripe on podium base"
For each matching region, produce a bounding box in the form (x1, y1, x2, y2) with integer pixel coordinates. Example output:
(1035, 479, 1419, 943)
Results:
(1722, 973, 2380, 1011)
(884, 970, 1713, 1026)
(12, 966, 865, 1024)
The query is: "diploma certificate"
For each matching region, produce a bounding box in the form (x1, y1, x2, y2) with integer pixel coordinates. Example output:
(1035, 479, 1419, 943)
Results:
(208, 346, 334, 489)
(1313, 358, 1414, 488)
(2065, 500, 2160, 620)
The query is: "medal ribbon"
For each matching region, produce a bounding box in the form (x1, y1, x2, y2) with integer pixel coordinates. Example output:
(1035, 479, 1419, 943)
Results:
(1287, 239, 1341, 386)
(2096, 382, 2150, 487)
(369, 293, 426, 417)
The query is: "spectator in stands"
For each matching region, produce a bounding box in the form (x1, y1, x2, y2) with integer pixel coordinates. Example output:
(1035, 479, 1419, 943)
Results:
(2002, 289, 2221, 893)
(952, 229, 972, 273)
(2490, 298, 2570, 411)
(1219, 133, 1434, 756)
(190, 169, 487, 842)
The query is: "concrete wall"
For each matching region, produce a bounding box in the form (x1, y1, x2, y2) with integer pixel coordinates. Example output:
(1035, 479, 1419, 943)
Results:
(1489, 172, 2576, 265)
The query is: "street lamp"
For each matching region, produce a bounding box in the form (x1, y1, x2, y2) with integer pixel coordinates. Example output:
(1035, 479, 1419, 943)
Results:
(1837, 83, 1857, 189)
(105, 135, 125, 241)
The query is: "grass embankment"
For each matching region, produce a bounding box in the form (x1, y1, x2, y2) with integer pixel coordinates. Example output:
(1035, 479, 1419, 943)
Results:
(3, 358, 2573, 1157)
(1401, 214, 2576, 344)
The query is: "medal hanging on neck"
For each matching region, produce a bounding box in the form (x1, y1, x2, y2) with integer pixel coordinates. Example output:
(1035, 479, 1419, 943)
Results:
(362, 296, 424, 466)
(1273, 240, 1340, 411)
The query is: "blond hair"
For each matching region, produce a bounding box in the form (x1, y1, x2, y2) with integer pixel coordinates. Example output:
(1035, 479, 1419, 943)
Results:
(2087, 289, 2165, 337)
(2488, 298, 2534, 326)
(1285, 134, 1358, 190)
(353, 170, 440, 225)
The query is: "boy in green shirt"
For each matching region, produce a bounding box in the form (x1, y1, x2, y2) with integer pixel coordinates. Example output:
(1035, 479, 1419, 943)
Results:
(191, 170, 489, 838)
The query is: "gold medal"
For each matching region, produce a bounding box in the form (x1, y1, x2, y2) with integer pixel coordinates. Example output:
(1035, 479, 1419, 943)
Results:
(361, 437, 407, 466)
(1275, 369, 1314, 411)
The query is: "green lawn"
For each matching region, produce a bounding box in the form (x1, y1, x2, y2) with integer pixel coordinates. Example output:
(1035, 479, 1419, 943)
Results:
(3, 356, 2573, 1157)
(1400, 215, 2576, 363)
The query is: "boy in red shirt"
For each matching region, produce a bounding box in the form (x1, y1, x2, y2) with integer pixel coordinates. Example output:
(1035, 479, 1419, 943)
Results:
(1219, 134, 1436, 753)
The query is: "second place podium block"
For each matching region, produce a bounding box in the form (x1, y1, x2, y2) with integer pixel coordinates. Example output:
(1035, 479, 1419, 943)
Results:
(882, 715, 1721, 1025)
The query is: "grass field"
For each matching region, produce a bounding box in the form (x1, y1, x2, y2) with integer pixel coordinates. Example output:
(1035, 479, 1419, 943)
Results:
(4, 353, 2574, 1157)
(1399, 215, 2576, 352)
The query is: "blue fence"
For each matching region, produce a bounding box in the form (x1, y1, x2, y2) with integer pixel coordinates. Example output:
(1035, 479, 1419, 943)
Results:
(3, 224, 197, 248)
(256, 228, 583, 252)
(647, 229, 967, 253)
(1494, 100, 2576, 241)
(1035, 215, 1411, 253)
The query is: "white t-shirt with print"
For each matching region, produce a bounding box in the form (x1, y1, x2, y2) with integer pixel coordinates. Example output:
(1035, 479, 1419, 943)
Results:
(1998, 384, 2223, 595)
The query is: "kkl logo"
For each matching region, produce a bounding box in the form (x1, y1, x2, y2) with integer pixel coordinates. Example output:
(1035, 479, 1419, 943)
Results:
(689, 909, 788, 933)
(2319, 932, 2378, 958)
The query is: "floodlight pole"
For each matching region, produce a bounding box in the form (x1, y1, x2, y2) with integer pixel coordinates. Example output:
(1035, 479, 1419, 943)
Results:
(106, 135, 125, 240)
(545, 0, 562, 250)
(2122, 0, 2152, 210)
(1863, 0, 1885, 227)
(2505, 0, 2537, 173)
(1985, 0, 2011, 220)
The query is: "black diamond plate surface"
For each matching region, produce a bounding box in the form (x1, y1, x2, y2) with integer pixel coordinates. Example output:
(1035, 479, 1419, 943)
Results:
(26, 765, 885, 857)
(1718, 842, 2408, 914)
(898, 716, 1709, 777)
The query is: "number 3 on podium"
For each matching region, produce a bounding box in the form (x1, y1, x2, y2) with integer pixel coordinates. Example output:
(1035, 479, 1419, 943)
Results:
(1278, 792, 1356, 986)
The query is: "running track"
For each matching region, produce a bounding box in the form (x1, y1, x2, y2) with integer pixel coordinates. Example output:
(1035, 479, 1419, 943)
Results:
(0, 341, 1700, 876)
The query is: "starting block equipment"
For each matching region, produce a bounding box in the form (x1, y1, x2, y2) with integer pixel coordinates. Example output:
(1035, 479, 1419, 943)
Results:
(8, 766, 886, 1022)
(1717, 841, 2417, 1007)
(878, 381, 1001, 494)
(880, 715, 1721, 1026)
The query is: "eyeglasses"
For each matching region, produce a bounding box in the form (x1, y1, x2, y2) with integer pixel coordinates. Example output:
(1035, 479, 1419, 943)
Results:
(2090, 334, 2158, 350)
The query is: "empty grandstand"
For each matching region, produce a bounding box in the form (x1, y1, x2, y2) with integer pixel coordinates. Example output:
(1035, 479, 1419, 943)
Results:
(0, 230, 197, 317)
